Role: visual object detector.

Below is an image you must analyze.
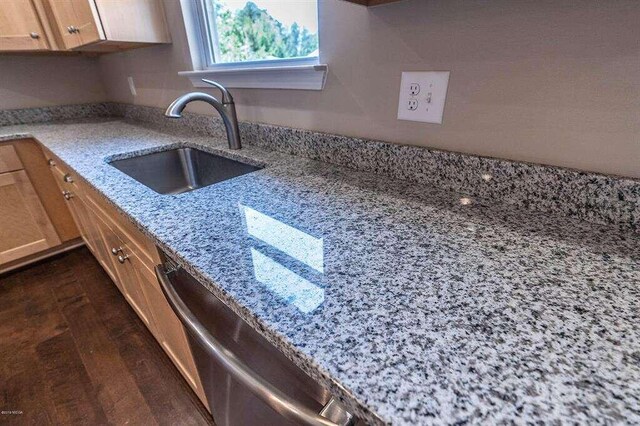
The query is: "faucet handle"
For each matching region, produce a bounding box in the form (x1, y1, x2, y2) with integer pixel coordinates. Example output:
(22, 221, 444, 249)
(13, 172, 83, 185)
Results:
(201, 79, 234, 104)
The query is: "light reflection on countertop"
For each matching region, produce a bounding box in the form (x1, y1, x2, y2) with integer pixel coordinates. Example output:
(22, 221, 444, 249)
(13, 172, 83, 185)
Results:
(241, 204, 325, 313)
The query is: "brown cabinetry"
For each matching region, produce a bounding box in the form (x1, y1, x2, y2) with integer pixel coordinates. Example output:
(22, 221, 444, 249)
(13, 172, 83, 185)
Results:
(45, 0, 171, 51)
(43, 146, 207, 407)
(44, 0, 103, 49)
(0, 0, 51, 51)
(0, 169, 60, 264)
(0, 140, 79, 271)
(134, 259, 204, 394)
(0, 0, 170, 53)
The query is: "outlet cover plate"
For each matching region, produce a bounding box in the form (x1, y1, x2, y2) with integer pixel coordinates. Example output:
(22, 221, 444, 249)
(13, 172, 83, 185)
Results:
(397, 71, 450, 124)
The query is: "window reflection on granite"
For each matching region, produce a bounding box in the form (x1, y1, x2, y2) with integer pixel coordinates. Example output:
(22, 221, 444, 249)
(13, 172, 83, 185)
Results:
(240, 204, 325, 313)
(241, 205, 324, 272)
(251, 249, 324, 314)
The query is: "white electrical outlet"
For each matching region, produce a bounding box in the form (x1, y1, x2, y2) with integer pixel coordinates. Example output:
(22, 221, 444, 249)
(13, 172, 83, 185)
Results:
(127, 76, 137, 96)
(397, 71, 450, 124)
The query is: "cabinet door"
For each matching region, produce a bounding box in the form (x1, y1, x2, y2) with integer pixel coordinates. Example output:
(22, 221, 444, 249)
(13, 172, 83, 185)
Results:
(0, 171, 60, 264)
(137, 262, 206, 403)
(96, 224, 154, 329)
(92, 0, 170, 43)
(71, 0, 103, 46)
(45, 0, 103, 49)
(50, 165, 98, 252)
(73, 195, 116, 277)
(0, 145, 23, 173)
(0, 0, 50, 51)
(115, 246, 156, 331)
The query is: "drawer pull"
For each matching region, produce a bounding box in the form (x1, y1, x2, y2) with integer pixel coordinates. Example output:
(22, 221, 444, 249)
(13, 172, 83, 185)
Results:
(63, 173, 74, 183)
(62, 190, 74, 200)
(118, 254, 130, 264)
(111, 247, 124, 255)
(47, 159, 56, 166)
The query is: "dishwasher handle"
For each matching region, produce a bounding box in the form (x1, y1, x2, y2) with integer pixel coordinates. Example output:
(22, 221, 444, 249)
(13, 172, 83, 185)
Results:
(154, 264, 355, 426)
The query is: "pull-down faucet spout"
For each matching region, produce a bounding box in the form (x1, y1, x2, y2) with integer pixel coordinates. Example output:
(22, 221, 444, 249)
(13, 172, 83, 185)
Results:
(165, 79, 242, 150)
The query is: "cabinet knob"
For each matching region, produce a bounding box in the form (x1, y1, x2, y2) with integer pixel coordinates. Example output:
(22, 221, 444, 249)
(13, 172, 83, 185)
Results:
(62, 190, 74, 200)
(30, 32, 40, 39)
(111, 247, 123, 255)
(63, 173, 74, 183)
(67, 26, 79, 34)
(47, 159, 56, 166)
(117, 254, 129, 264)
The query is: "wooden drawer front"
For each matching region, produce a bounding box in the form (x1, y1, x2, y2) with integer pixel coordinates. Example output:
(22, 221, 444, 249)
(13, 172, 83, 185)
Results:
(0, 170, 61, 264)
(76, 197, 119, 282)
(43, 147, 159, 266)
(43, 148, 75, 187)
(42, 147, 60, 171)
(0, 145, 24, 173)
(47, 155, 72, 193)
(51, 164, 95, 250)
(84, 189, 160, 267)
(49, 160, 80, 194)
(109, 238, 155, 331)
(49, 163, 67, 192)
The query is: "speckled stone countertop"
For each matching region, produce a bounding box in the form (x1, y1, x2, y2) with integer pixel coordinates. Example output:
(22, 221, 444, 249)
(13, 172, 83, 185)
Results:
(2, 120, 639, 425)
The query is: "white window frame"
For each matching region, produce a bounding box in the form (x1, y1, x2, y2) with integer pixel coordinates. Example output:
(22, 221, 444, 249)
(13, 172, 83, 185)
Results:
(179, 0, 328, 90)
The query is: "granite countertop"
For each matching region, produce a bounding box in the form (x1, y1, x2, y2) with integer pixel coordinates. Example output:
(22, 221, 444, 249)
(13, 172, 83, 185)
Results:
(2, 120, 639, 425)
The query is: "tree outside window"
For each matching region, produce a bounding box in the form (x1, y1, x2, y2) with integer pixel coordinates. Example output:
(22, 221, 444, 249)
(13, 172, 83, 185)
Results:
(208, 0, 319, 64)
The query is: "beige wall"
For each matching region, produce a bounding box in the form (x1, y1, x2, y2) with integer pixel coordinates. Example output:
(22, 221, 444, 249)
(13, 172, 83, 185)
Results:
(105, 1, 639, 178)
(0, 55, 106, 109)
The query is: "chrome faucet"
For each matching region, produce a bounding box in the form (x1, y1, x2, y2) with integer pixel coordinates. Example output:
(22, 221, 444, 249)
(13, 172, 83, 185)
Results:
(165, 79, 242, 150)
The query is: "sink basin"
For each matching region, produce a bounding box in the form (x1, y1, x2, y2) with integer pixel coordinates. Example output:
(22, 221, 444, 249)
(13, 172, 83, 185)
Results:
(110, 147, 261, 195)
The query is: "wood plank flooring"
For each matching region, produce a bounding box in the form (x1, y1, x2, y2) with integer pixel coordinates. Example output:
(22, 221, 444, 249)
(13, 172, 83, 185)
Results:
(0, 247, 214, 425)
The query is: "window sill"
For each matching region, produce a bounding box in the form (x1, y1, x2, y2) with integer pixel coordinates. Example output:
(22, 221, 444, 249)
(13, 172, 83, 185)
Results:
(178, 64, 328, 91)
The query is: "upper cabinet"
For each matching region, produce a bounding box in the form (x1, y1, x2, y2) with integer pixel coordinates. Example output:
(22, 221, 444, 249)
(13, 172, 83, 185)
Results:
(45, 0, 104, 50)
(0, 0, 171, 53)
(0, 0, 51, 51)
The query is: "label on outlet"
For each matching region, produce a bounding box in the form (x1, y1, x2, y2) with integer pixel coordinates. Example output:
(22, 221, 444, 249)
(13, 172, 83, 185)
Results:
(397, 71, 450, 124)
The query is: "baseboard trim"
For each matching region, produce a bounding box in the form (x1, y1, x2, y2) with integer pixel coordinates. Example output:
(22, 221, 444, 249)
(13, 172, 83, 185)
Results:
(0, 239, 85, 275)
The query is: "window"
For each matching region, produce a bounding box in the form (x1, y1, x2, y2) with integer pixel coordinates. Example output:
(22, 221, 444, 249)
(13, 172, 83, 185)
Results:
(181, 0, 327, 90)
(200, 0, 319, 67)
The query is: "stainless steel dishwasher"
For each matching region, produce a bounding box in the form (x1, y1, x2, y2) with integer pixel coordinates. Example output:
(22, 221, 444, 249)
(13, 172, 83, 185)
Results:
(154, 252, 358, 426)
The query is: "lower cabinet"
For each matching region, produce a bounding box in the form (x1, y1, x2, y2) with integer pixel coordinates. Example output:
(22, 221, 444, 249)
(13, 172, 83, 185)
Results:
(133, 259, 204, 394)
(0, 140, 80, 272)
(44, 147, 208, 407)
(100, 224, 155, 331)
(0, 170, 61, 263)
(77, 199, 119, 283)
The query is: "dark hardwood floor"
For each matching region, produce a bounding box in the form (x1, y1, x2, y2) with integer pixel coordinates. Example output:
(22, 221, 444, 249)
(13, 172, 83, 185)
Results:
(0, 247, 214, 425)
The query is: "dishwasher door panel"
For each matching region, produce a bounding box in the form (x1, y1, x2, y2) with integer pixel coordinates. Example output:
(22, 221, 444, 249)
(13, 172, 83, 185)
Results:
(167, 264, 334, 426)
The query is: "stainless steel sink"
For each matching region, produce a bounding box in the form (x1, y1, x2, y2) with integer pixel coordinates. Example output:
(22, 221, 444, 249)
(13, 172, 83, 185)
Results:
(110, 147, 261, 195)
